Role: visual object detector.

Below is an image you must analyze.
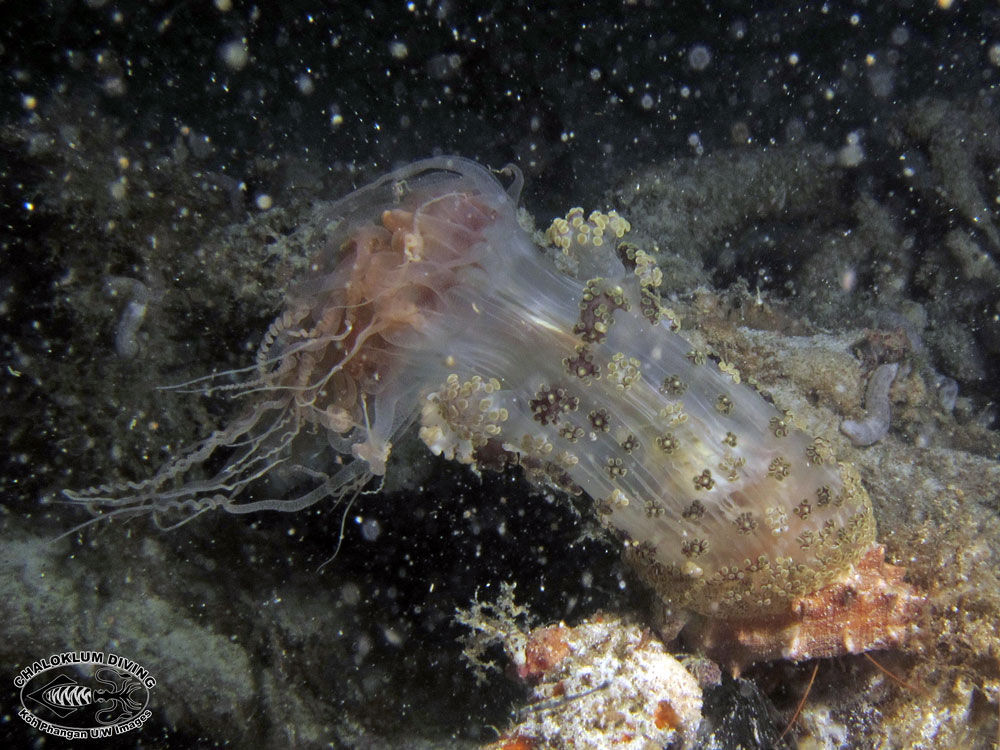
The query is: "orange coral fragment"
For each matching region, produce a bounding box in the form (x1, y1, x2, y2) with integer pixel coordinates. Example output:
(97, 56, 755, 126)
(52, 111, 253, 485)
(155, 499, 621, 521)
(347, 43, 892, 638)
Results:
(498, 739, 536, 750)
(683, 543, 924, 675)
(653, 699, 680, 730)
(518, 625, 570, 681)
(482, 738, 538, 750)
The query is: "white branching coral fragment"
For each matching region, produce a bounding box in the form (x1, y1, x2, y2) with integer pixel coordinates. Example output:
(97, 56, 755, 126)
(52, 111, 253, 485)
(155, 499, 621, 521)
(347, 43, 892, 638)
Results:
(453, 583, 535, 685)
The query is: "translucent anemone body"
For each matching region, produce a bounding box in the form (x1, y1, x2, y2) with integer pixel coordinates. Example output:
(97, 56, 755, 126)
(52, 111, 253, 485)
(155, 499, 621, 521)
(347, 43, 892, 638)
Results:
(66, 156, 874, 618)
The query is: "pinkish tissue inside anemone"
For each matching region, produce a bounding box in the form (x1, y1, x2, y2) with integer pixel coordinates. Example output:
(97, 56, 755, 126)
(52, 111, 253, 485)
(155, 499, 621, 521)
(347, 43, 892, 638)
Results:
(64, 156, 874, 618)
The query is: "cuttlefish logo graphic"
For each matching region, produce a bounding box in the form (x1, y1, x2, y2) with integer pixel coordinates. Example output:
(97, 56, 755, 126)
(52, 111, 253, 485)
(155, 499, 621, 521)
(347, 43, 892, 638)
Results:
(15, 651, 155, 740)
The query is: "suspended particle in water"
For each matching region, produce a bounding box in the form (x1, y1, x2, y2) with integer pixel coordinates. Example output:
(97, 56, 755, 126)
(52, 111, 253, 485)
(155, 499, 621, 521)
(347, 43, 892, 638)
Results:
(688, 44, 711, 71)
(220, 39, 249, 71)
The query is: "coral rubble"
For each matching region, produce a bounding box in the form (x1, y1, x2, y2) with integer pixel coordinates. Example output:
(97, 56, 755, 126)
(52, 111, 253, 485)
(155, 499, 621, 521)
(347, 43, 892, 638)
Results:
(682, 543, 924, 675)
(490, 614, 703, 750)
